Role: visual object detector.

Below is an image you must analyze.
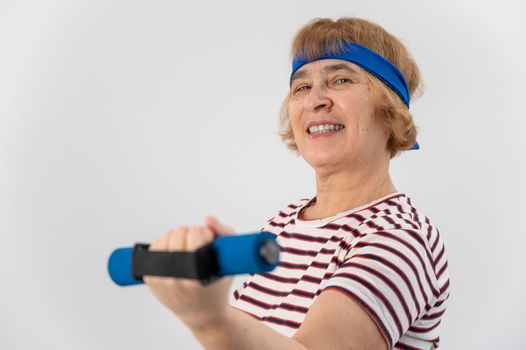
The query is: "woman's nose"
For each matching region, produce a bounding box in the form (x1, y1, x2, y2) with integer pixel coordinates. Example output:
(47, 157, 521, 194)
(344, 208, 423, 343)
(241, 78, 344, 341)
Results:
(306, 85, 333, 112)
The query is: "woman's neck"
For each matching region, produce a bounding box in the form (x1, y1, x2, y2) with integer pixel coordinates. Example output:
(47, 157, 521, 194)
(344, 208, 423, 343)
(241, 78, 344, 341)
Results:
(302, 162, 397, 220)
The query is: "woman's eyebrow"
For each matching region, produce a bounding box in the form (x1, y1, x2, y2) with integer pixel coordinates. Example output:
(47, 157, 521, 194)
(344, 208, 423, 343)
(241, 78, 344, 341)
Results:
(290, 70, 308, 84)
(324, 63, 360, 76)
(291, 63, 360, 84)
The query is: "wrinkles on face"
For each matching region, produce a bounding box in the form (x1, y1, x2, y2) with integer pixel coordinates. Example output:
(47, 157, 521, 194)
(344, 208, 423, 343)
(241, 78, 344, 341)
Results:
(287, 59, 388, 173)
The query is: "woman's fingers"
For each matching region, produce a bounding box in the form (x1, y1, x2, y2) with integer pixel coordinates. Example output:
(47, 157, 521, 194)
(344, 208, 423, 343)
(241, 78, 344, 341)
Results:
(187, 226, 214, 250)
(205, 215, 235, 236)
(144, 227, 188, 286)
(149, 222, 225, 257)
(149, 228, 183, 252)
(167, 226, 188, 251)
(142, 220, 234, 326)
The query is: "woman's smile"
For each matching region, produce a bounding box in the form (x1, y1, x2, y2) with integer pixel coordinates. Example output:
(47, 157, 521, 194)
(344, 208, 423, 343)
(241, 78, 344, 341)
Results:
(307, 124, 345, 140)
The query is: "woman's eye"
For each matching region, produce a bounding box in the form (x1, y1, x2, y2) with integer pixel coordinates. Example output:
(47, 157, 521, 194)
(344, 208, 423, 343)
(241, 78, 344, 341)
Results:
(335, 78, 351, 84)
(294, 85, 311, 93)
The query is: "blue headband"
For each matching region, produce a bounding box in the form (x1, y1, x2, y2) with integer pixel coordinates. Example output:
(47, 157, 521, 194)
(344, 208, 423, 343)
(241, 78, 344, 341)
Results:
(290, 41, 419, 150)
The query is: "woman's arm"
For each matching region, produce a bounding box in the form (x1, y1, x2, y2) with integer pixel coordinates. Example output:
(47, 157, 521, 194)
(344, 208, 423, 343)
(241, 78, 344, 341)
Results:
(192, 290, 387, 350)
(144, 217, 387, 350)
(190, 305, 308, 350)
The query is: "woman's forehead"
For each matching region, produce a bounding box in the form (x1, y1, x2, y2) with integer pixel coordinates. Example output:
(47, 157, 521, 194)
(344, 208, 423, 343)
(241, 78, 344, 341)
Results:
(291, 59, 364, 81)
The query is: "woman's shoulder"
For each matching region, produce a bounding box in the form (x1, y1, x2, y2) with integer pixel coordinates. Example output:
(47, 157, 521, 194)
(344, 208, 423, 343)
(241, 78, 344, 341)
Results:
(356, 193, 449, 285)
(262, 197, 312, 229)
(349, 193, 447, 264)
(356, 193, 439, 234)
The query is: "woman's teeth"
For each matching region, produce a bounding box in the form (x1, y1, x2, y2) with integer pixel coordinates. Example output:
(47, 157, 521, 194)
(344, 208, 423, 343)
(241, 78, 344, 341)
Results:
(308, 124, 345, 134)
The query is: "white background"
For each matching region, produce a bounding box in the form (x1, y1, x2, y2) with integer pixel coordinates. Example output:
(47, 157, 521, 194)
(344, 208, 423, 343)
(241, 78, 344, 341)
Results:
(1, 0, 525, 349)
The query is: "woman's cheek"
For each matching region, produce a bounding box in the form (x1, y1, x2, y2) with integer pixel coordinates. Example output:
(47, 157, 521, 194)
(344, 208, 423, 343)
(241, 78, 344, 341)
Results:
(288, 107, 302, 131)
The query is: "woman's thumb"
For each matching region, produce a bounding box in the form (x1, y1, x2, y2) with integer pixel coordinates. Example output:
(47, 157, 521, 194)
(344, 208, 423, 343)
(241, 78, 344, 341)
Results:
(205, 215, 235, 236)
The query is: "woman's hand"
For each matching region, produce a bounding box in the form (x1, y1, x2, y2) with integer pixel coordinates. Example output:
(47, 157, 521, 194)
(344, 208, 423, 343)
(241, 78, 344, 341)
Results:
(143, 215, 235, 332)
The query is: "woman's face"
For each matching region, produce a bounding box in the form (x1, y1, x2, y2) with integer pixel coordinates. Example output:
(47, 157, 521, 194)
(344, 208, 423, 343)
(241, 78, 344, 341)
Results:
(288, 59, 390, 173)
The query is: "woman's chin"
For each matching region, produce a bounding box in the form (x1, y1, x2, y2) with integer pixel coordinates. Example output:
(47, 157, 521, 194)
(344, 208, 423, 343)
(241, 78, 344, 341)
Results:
(302, 152, 346, 170)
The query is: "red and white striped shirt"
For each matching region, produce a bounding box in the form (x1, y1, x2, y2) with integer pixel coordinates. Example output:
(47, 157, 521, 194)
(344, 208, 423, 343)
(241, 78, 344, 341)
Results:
(230, 192, 450, 349)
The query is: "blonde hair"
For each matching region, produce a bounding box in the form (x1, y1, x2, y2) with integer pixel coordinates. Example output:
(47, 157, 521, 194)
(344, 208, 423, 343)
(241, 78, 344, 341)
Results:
(279, 17, 423, 158)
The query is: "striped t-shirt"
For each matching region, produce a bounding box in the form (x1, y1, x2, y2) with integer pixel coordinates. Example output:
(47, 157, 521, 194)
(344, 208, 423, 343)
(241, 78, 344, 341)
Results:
(230, 192, 450, 349)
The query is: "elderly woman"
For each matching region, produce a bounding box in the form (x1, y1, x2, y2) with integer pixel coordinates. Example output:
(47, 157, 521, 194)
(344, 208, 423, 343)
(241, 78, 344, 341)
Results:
(144, 17, 450, 350)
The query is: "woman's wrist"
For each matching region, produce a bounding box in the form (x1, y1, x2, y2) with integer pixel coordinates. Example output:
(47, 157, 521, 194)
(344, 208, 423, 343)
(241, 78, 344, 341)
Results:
(189, 307, 237, 349)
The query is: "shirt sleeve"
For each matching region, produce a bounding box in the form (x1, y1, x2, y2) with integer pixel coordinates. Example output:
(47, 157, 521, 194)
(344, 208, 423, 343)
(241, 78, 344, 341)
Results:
(323, 229, 440, 348)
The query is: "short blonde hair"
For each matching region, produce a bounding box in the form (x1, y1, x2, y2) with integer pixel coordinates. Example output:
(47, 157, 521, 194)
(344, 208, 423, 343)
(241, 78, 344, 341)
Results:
(279, 17, 423, 158)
